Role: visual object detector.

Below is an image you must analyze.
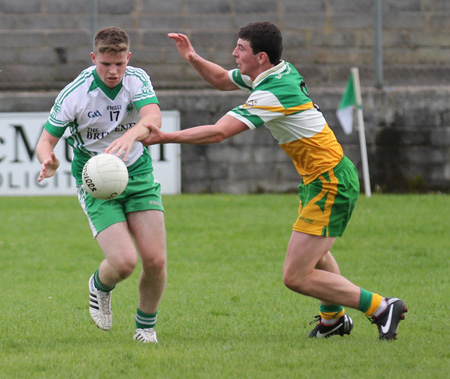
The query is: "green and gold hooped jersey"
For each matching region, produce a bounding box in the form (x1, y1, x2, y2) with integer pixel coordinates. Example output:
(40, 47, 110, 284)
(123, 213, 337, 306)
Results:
(228, 61, 343, 184)
(44, 66, 159, 183)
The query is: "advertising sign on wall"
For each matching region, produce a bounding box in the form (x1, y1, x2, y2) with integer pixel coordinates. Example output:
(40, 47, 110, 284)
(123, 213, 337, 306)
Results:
(0, 112, 181, 196)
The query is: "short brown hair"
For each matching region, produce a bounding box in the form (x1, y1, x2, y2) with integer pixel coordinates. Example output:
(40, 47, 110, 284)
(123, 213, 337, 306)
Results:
(238, 21, 283, 65)
(93, 26, 130, 55)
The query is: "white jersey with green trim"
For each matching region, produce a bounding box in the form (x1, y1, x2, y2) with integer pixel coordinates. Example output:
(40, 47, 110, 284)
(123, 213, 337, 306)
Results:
(45, 65, 159, 168)
(227, 61, 343, 184)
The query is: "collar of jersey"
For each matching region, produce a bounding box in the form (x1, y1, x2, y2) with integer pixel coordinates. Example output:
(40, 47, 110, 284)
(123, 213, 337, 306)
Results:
(252, 60, 286, 88)
(89, 69, 123, 100)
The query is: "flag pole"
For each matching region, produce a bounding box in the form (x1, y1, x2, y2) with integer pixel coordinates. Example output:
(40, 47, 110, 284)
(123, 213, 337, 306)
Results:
(351, 67, 371, 197)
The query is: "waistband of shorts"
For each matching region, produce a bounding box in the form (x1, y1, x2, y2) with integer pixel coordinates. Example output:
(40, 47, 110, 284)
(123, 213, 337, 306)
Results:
(300, 156, 350, 186)
(331, 155, 350, 174)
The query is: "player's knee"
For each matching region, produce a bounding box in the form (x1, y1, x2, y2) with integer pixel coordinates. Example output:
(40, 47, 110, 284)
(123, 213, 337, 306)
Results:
(283, 270, 311, 295)
(142, 254, 166, 274)
(115, 257, 137, 279)
(283, 272, 297, 291)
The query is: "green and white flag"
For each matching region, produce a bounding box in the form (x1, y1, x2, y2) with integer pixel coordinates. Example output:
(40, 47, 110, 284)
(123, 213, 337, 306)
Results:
(336, 74, 357, 135)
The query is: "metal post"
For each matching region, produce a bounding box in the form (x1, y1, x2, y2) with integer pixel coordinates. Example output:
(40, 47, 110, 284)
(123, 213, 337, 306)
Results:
(351, 67, 372, 197)
(90, 0, 98, 50)
(374, 0, 383, 89)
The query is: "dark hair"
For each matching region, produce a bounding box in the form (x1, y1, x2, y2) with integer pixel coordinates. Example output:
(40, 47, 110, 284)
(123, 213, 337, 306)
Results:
(238, 21, 283, 65)
(94, 26, 130, 55)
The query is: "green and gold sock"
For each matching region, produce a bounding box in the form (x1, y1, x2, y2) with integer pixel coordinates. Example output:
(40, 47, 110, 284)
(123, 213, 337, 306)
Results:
(359, 288, 384, 316)
(319, 304, 346, 325)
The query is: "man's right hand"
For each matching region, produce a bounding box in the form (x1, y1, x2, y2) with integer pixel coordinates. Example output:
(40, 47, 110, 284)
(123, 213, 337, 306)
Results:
(167, 33, 197, 62)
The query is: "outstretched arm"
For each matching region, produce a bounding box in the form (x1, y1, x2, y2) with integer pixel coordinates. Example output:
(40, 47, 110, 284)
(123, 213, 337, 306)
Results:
(141, 114, 249, 146)
(168, 33, 238, 91)
(104, 103, 161, 160)
(36, 129, 60, 182)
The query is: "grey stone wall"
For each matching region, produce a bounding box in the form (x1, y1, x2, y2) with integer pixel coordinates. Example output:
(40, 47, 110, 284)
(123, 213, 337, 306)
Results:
(135, 87, 450, 194)
(1, 0, 449, 90)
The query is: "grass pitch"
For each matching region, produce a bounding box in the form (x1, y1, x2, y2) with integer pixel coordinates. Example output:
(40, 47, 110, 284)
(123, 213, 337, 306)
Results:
(0, 194, 449, 378)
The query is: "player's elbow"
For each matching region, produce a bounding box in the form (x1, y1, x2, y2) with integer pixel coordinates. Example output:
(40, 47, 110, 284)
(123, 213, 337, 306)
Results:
(209, 133, 227, 143)
(211, 72, 238, 91)
(209, 128, 232, 143)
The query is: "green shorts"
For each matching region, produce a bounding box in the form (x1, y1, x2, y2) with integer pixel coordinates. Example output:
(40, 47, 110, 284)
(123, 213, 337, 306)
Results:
(293, 156, 360, 237)
(77, 171, 164, 238)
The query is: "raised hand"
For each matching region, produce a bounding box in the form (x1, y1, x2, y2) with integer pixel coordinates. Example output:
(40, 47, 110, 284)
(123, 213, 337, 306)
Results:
(167, 33, 197, 61)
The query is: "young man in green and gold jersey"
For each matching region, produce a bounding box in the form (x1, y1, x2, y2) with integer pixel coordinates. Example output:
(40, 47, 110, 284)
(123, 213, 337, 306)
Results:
(107, 21, 407, 340)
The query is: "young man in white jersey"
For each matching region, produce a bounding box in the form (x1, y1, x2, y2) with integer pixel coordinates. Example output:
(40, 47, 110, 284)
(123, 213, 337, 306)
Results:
(106, 22, 407, 340)
(36, 27, 166, 343)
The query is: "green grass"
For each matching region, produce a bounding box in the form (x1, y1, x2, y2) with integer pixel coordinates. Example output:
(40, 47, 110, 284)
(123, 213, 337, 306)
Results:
(0, 194, 449, 378)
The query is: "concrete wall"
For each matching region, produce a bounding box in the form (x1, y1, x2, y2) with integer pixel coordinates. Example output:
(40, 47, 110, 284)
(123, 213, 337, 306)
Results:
(1, 0, 449, 89)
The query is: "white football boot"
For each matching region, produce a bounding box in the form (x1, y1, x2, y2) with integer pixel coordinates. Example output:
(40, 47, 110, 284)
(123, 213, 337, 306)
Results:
(89, 274, 112, 331)
(133, 328, 158, 343)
